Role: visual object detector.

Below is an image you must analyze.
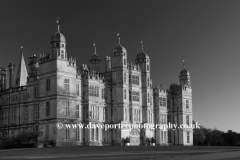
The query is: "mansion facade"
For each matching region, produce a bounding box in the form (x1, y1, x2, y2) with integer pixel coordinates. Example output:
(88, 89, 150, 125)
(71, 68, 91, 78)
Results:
(0, 25, 193, 146)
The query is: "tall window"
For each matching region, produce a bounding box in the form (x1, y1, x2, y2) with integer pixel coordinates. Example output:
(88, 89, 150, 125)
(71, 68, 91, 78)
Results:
(46, 101, 50, 116)
(95, 127, 99, 141)
(130, 75, 139, 85)
(23, 106, 29, 123)
(76, 126, 80, 141)
(91, 128, 94, 141)
(46, 79, 50, 91)
(124, 73, 126, 83)
(64, 79, 70, 91)
(150, 96, 152, 106)
(66, 128, 70, 141)
(90, 105, 99, 120)
(34, 105, 39, 120)
(1, 110, 4, 125)
(147, 110, 150, 123)
(186, 115, 189, 126)
(124, 58, 126, 65)
(124, 89, 126, 99)
(147, 93, 150, 103)
(76, 84, 80, 96)
(101, 88, 104, 99)
(65, 101, 70, 116)
(89, 85, 99, 97)
(147, 64, 149, 71)
(147, 77, 149, 87)
(3, 110, 7, 124)
(132, 91, 139, 102)
(11, 108, 17, 123)
(187, 132, 190, 143)
(34, 86, 39, 98)
(186, 100, 189, 109)
(124, 108, 127, 121)
(163, 98, 166, 107)
(94, 86, 99, 97)
(102, 108, 105, 121)
(76, 105, 79, 118)
(168, 131, 172, 143)
(160, 97, 163, 106)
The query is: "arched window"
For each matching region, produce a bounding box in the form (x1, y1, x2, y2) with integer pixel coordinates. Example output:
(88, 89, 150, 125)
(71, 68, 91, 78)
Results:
(46, 101, 50, 116)
(124, 89, 127, 99)
(186, 100, 189, 109)
(148, 93, 150, 103)
(124, 72, 126, 83)
(186, 115, 189, 126)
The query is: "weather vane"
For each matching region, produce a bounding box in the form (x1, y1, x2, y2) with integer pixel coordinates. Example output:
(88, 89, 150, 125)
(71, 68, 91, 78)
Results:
(56, 17, 60, 31)
(141, 39, 144, 50)
(117, 31, 120, 44)
(21, 46, 23, 54)
(93, 42, 96, 54)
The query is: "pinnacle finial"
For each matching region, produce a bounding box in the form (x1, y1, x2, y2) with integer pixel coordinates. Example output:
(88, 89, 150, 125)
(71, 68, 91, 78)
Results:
(117, 31, 120, 44)
(183, 59, 185, 68)
(93, 42, 96, 55)
(56, 17, 60, 32)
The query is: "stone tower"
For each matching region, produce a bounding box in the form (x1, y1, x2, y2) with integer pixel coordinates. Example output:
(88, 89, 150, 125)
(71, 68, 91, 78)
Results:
(89, 43, 101, 72)
(167, 61, 193, 146)
(135, 42, 154, 140)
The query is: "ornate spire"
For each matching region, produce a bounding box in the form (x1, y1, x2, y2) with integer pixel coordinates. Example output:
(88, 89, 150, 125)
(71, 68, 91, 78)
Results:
(56, 17, 60, 32)
(117, 31, 120, 44)
(93, 42, 97, 55)
(183, 59, 185, 69)
(15, 51, 28, 87)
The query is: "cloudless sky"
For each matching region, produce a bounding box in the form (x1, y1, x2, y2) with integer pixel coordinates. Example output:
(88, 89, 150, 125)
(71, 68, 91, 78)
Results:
(0, 0, 239, 132)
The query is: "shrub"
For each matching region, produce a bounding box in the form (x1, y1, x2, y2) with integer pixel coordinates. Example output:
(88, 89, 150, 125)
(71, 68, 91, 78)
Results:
(0, 130, 42, 149)
(151, 137, 155, 143)
(125, 137, 130, 143)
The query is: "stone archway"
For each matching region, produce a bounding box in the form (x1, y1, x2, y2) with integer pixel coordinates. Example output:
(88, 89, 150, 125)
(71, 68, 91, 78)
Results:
(130, 129, 140, 146)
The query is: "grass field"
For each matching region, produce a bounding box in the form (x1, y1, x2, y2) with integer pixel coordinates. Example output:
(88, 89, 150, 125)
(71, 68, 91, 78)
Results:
(0, 146, 240, 160)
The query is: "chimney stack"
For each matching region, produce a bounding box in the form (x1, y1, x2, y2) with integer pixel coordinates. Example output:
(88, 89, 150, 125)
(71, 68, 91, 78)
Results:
(0, 67, 7, 90)
(8, 62, 15, 88)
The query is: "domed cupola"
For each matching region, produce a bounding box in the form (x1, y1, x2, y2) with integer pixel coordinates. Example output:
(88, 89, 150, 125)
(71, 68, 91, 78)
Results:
(180, 68, 190, 76)
(89, 43, 101, 63)
(50, 18, 67, 60)
(51, 18, 66, 44)
(112, 32, 127, 55)
(113, 44, 126, 53)
(179, 60, 191, 87)
(51, 31, 66, 44)
(135, 40, 149, 64)
(89, 43, 101, 72)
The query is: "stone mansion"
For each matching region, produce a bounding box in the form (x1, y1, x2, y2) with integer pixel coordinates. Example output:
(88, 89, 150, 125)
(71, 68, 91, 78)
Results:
(0, 24, 193, 146)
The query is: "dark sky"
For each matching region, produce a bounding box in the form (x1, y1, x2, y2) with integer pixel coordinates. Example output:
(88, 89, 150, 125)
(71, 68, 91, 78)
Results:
(0, 0, 240, 133)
